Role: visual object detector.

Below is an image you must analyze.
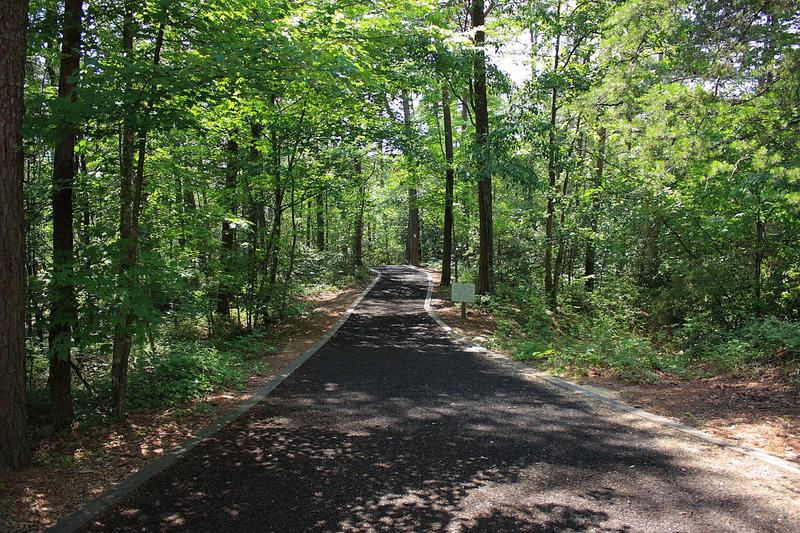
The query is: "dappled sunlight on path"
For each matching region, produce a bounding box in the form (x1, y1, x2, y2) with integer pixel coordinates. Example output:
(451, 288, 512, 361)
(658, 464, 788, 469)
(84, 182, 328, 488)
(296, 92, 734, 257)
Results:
(84, 266, 800, 532)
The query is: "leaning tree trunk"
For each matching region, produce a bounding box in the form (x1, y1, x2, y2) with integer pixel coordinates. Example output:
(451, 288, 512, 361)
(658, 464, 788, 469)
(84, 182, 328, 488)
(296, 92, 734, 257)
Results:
(48, 0, 82, 431)
(472, 0, 492, 294)
(441, 86, 455, 286)
(0, 0, 30, 472)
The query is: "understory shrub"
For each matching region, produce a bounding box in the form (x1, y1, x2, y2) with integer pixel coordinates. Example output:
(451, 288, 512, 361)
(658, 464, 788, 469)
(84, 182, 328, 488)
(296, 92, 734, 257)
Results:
(128, 343, 259, 407)
(502, 281, 687, 381)
(681, 315, 800, 374)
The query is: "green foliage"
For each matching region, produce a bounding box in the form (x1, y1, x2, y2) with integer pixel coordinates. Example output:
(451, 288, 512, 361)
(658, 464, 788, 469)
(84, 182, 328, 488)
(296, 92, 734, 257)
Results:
(681, 316, 800, 374)
(19, 0, 800, 434)
(128, 343, 261, 408)
(500, 281, 689, 382)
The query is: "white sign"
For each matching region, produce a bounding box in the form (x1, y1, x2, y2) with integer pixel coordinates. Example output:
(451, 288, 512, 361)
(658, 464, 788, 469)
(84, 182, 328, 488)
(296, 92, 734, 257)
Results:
(451, 282, 475, 303)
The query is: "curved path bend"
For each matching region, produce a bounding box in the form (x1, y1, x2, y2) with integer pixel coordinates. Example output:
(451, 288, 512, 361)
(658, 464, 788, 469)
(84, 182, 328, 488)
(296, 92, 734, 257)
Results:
(68, 266, 798, 532)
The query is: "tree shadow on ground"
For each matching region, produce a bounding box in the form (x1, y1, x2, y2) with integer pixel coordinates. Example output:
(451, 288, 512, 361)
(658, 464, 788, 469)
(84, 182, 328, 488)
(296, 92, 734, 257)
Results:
(82, 267, 797, 532)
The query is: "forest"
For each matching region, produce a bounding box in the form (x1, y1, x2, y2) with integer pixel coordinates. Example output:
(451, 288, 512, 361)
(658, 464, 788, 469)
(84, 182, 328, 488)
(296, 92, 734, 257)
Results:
(1, 0, 799, 472)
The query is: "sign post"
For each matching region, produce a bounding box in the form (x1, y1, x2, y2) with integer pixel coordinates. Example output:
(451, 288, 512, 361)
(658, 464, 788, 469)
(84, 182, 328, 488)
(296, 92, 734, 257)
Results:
(451, 282, 475, 319)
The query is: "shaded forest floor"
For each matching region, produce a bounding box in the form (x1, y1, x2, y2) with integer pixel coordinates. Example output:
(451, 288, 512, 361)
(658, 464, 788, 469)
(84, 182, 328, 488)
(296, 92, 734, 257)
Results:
(426, 269, 800, 466)
(3, 271, 799, 532)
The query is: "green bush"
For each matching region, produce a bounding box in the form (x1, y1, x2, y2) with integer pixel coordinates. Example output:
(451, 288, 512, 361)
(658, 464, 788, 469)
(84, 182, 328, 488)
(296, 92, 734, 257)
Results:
(128, 344, 254, 407)
(684, 316, 800, 374)
(502, 280, 686, 382)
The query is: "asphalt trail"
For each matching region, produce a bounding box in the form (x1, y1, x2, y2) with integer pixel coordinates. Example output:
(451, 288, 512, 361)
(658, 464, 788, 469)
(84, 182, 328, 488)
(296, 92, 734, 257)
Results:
(79, 266, 799, 532)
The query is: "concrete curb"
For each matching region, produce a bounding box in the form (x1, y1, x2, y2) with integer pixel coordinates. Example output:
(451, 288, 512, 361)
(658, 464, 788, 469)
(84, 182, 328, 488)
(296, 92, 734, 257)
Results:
(47, 271, 383, 533)
(420, 269, 800, 477)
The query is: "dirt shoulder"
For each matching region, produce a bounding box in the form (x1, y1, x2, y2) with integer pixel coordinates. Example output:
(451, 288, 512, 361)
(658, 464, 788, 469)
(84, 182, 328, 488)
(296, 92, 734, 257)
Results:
(0, 279, 372, 533)
(422, 268, 800, 466)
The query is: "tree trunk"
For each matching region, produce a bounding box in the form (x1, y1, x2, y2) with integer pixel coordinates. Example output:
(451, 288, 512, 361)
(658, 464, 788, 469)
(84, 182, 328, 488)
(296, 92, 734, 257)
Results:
(401, 93, 420, 266)
(217, 137, 238, 318)
(639, 213, 661, 288)
(544, 0, 562, 307)
(407, 185, 420, 265)
(266, 123, 283, 287)
(111, 41, 136, 421)
(48, 0, 82, 431)
(283, 174, 299, 311)
(472, 0, 492, 294)
(441, 86, 455, 286)
(585, 126, 605, 292)
(111, 6, 164, 420)
(315, 193, 325, 251)
(0, 0, 30, 472)
(353, 161, 365, 267)
(245, 122, 263, 328)
(754, 207, 765, 316)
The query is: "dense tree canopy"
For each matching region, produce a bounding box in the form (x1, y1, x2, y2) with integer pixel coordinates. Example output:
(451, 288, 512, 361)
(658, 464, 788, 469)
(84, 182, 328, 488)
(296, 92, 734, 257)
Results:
(1, 0, 798, 471)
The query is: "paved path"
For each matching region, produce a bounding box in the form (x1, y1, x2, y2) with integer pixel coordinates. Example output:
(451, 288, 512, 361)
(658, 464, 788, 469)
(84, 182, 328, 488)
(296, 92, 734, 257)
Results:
(76, 266, 798, 532)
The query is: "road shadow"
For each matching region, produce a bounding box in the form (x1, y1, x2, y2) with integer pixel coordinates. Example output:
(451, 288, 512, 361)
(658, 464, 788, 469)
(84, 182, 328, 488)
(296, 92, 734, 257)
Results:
(82, 266, 797, 532)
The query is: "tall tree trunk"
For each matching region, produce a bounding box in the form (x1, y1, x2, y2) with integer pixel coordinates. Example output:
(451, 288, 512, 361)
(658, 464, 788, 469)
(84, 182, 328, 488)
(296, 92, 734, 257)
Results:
(407, 185, 420, 265)
(111, 5, 136, 420)
(401, 93, 420, 266)
(266, 122, 283, 287)
(315, 193, 325, 251)
(553, 126, 581, 300)
(754, 206, 765, 316)
(472, 0, 492, 294)
(441, 86, 455, 286)
(111, 7, 164, 420)
(639, 210, 661, 288)
(48, 0, 82, 431)
(305, 201, 312, 248)
(245, 122, 263, 328)
(585, 126, 605, 292)
(0, 0, 30, 472)
(285, 175, 299, 287)
(217, 137, 238, 318)
(544, 0, 562, 307)
(353, 161, 365, 267)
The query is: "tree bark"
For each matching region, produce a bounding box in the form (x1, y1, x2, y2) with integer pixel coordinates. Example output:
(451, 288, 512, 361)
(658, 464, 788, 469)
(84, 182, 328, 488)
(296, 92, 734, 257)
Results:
(48, 0, 82, 431)
(0, 0, 30, 472)
(401, 93, 421, 266)
(754, 207, 765, 316)
(353, 161, 365, 267)
(544, 0, 562, 307)
(217, 137, 238, 318)
(585, 126, 605, 292)
(266, 121, 283, 287)
(111, 5, 164, 420)
(111, 5, 136, 419)
(315, 193, 325, 251)
(441, 86, 455, 286)
(472, 0, 492, 294)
